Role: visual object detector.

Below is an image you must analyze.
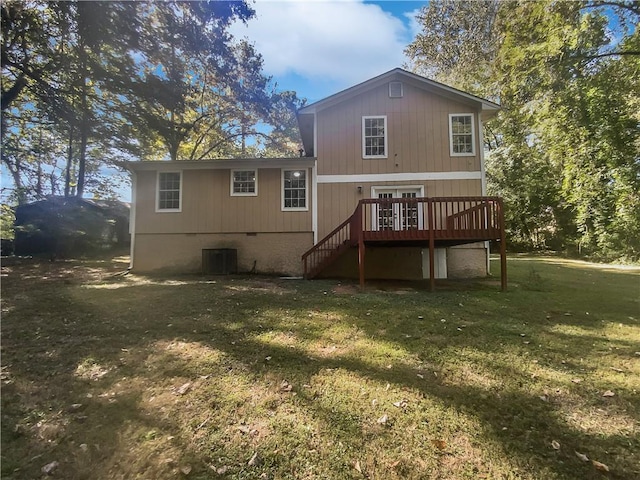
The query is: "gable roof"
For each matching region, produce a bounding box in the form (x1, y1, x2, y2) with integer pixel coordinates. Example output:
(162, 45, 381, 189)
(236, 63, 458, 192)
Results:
(298, 68, 500, 116)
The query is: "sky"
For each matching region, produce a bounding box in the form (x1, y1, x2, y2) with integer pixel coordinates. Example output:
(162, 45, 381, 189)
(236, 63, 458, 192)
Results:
(231, 0, 426, 103)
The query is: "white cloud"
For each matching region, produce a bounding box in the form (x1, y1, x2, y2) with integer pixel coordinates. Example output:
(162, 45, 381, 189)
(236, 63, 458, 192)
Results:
(404, 7, 424, 41)
(232, 0, 411, 88)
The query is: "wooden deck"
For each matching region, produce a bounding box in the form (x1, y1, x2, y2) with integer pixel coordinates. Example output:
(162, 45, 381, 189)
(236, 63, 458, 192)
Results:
(302, 197, 507, 290)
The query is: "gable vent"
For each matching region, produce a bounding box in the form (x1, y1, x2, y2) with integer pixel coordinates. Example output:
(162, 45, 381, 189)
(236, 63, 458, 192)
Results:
(389, 81, 403, 98)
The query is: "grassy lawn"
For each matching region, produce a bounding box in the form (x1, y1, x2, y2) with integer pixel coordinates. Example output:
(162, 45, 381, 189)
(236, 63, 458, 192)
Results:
(1, 255, 638, 479)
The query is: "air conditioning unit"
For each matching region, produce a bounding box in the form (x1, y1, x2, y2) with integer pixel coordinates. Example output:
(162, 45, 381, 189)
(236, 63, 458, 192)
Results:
(202, 248, 238, 275)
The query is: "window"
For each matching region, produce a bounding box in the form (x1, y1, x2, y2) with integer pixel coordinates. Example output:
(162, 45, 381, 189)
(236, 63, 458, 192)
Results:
(231, 169, 257, 196)
(362, 116, 387, 158)
(157, 171, 181, 212)
(449, 114, 475, 156)
(282, 169, 308, 211)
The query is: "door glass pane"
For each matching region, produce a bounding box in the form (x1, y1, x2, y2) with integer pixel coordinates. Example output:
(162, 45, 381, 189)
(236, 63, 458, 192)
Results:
(378, 193, 394, 230)
(401, 192, 418, 230)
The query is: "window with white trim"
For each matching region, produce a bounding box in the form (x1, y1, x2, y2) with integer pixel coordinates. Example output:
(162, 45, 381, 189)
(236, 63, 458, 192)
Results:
(449, 114, 475, 156)
(362, 116, 387, 158)
(282, 169, 308, 211)
(231, 169, 257, 196)
(157, 171, 181, 211)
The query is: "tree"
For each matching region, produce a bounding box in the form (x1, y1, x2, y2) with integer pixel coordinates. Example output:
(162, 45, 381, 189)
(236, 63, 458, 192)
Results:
(2, 0, 302, 206)
(406, 0, 640, 261)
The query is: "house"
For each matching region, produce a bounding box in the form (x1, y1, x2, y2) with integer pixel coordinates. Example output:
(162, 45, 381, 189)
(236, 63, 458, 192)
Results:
(126, 68, 506, 288)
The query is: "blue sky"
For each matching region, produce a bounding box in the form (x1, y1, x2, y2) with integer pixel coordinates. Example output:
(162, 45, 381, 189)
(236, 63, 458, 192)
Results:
(231, 0, 426, 103)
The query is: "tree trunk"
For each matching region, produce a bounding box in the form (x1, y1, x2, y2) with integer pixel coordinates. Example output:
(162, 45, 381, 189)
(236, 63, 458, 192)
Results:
(65, 125, 74, 198)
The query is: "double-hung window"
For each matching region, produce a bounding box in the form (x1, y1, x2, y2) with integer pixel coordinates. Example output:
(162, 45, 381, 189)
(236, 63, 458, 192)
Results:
(157, 171, 181, 212)
(282, 169, 308, 211)
(231, 169, 257, 196)
(362, 116, 387, 158)
(449, 114, 475, 156)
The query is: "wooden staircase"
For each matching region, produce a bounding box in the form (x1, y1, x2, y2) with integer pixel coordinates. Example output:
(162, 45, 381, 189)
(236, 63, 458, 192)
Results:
(302, 196, 507, 290)
(302, 207, 360, 279)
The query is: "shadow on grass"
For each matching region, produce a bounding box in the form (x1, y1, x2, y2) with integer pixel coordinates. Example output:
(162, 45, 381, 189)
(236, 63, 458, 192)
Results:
(1, 257, 638, 479)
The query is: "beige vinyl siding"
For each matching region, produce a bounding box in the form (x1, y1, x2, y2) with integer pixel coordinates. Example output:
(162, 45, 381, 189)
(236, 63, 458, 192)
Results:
(135, 168, 312, 234)
(316, 82, 481, 176)
(317, 179, 482, 240)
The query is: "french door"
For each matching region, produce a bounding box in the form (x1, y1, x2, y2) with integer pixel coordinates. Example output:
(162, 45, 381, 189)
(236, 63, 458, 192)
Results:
(373, 188, 424, 231)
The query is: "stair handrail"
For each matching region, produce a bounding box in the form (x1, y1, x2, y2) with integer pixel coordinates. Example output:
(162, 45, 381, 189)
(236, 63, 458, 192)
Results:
(302, 202, 363, 277)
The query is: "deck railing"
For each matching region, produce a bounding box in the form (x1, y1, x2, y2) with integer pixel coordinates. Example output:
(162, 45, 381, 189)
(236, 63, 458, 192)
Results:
(302, 214, 356, 279)
(356, 196, 503, 241)
(303, 196, 505, 283)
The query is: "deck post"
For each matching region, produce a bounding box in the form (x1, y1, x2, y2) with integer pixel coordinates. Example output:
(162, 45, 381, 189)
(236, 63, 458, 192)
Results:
(498, 198, 507, 291)
(354, 201, 365, 290)
(358, 238, 365, 289)
(428, 199, 435, 292)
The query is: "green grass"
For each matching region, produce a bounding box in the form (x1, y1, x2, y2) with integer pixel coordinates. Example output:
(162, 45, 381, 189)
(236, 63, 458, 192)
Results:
(1, 255, 639, 479)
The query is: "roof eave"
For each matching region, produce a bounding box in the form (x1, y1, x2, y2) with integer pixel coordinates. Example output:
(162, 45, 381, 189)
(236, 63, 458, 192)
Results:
(125, 157, 317, 172)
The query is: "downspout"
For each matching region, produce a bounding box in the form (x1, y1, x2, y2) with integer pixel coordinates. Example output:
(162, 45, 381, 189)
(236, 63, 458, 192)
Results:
(312, 160, 318, 244)
(479, 112, 490, 275)
(312, 112, 318, 244)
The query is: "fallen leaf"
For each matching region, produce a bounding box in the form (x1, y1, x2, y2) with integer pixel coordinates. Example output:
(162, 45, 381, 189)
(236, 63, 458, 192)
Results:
(377, 414, 388, 425)
(280, 380, 293, 392)
(602, 390, 615, 397)
(237, 425, 251, 434)
(539, 395, 549, 402)
(181, 465, 192, 475)
(432, 439, 446, 450)
(247, 452, 261, 467)
(592, 460, 609, 472)
(575, 451, 589, 462)
(392, 399, 408, 408)
(551, 440, 560, 450)
(41, 461, 59, 475)
(354, 460, 362, 473)
(176, 382, 191, 395)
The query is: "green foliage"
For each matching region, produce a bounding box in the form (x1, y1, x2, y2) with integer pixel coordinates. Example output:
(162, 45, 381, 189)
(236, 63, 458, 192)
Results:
(1, 204, 15, 240)
(406, 0, 640, 261)
(2, 0, 302, 203)
(13, 198, 129, 256)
